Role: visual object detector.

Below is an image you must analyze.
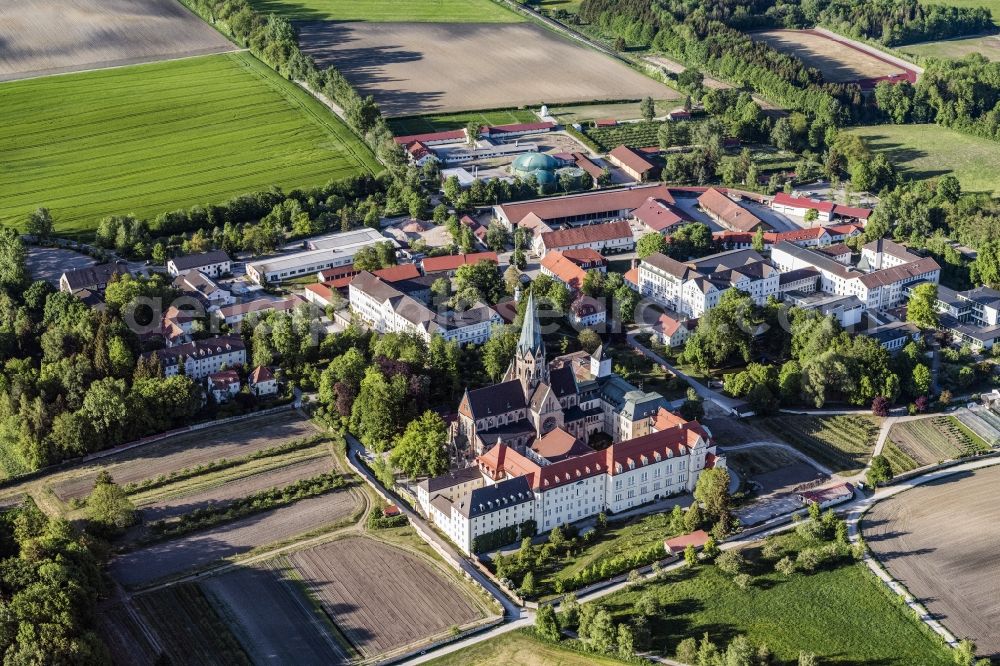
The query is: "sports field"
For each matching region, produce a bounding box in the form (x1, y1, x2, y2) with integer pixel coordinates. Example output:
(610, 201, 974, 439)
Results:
(751, 29, 911, 85)
(902, 33, 1000, 60)
(0, 52, 379, 234)
(247, 0, 521, 22)
(847, 124, 1000, 195)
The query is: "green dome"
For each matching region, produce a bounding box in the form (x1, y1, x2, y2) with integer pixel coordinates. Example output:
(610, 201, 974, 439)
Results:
(512, 152, 559, 172)
(532, 168, 557, 185)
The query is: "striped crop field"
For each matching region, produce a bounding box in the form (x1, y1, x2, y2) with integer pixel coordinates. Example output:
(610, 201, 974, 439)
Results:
(0, 52, 380, 234)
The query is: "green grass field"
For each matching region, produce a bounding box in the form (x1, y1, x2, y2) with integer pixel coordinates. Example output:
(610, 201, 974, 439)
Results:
(248, 0, 521, 22)
(548, 99, 680, 124)
(0, 52, 379, 234)
(847, 124, 1000, 195)
(901, 33, 1000, 61)
(598, 534, 953, 664)
(388, 109, 539, 136)
(425, 629, 627, 666)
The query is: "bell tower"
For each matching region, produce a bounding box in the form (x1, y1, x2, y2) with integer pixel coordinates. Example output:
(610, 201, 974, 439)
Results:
(506, 291, 548, 392)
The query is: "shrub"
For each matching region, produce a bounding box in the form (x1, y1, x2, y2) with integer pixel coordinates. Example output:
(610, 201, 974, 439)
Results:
(775, 556, 796, 575)
(715, 549, 747, 576)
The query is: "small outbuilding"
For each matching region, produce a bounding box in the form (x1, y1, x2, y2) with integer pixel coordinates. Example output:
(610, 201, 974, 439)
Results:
(664, 529, 710, 556)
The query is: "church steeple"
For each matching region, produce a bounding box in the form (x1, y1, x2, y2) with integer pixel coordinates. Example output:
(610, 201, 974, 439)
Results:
(506, 290, 548, 391)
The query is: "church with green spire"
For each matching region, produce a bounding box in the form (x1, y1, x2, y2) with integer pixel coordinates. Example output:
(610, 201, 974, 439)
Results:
(455, 292, 668, 455)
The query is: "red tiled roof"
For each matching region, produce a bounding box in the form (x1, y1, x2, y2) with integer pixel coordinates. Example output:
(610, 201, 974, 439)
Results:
(208, 369, 240, 389)
(595, 118, 617, 127)
(654, 313, 683, 337)
(571, 152, 605, 181)
(530, 428, 593, 463)
(421, 252, 498, 274)
(832, 205, 872, 220)
(824, 223, 864, 236)
(541, 251, 588, 290)
(632, 197, 684, 232)
(624, 267, 639, 286)
(800, 482, 854, 504)
(561, 248, 607, 266)
(393, 129, 466, 145)
(407, 141, 432, 160)
(698, 188, 766, 233)
(664, 529, 710, 553)
(773, 227, 829, 242)
(305, 282, 336, 302)
(609, 145, 655, 175)
(499, 184, 675, 225)
(373, 263, 421, 282)
(541, 220, 633, 251)
(250, 365, 274, 384)
(772, 192, 836, 214)
(318, 264, 358, 281)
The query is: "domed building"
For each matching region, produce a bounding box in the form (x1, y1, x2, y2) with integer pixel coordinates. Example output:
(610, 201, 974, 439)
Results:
(510, 152, 560, 179)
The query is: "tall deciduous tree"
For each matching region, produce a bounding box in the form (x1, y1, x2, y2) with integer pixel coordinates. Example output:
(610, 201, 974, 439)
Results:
(906, 282, 939, 329)
(389, 410, 449, 479)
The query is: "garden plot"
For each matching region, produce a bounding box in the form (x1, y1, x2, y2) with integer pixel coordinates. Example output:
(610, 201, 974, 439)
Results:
(299, 21, 673, 116)
(48, 410, 317, 502)
(754, 414, 881, 474)
(290, 536, 486, 659)
(886, 415, 990, 468)
(864, 465, 1000, 658)
(110, 489, 359, 588)
(203, 564, 351, 665)
(0, 0, 234, 82)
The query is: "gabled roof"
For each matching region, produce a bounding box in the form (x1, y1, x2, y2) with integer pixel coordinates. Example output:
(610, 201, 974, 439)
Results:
(498, 184, 675, 225)
(632, 197, 685, 232)
(698, 188, 766, 233)
(458, 476, 533, 518)
(250, 366, 274, 384)
(421, 252, 498, 274)
(61, 262, 128, 290)
(531, 428, 593, 463)
(373, 263, 421, 282)
(609, 145, 655, 174)
(561, 248, 606, 266)
(463, 380, 527, 419)
(642, 252, 696, 280)
(482, 121, 555, 135)
(169, 250, 230, 271)
(418, 465, 483, 493)
(541, 251, 587, 291)
(393, 129, 466, 145)
(540, 220, 633, 250)
(772, 192, 835, 214)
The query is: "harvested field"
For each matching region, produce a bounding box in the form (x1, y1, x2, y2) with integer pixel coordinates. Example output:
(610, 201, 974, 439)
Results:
(751, 29, 911, 86)
(0, 0, 234, 82)
(111, 489, 359, 588)
(203, 564, 350, 665)
(0, 52, 379, 233)
(48, 411, 316, 502)
(97, 603, 161, 666)
(300, 22, 674, 117)
(138, 454, 334, 522)
(291, 536, 485, 658)
(130, 584, 251, 665)
(864, 465, 1000, 658)
(249, 0, 521, 22)
(887, 415, 990, 467)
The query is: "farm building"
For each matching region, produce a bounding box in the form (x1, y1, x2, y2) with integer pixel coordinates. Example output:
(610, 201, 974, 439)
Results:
(663, 529, 710, 555)
(166, 250, 231, 278)
(421, 252, 498, 276)
(608, 145, 656, 182)
(536, 220, 634, 257)
(247, 229, 395, 283)
(571, 152, 605, 185)
(59, 262, 129, 293)
(481, 121, 555, 141)
(493, 183, 675, 231)
(798, 482, 854, 509)
(631, 197, 686, 235)
(393, 129, 467, 147)
(697, 188, 768, 233)
(771, 193, 873, 223)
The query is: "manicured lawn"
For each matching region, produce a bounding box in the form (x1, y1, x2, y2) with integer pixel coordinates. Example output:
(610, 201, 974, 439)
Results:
(424, 629, 628, 666)
(754, 415, 881, 474)
(606, 343, 686, 400)
(901, 33, 1000, 61)
(248, 0, 521, 22)
(0, 52, 379, 234)
(388, 108, 540, 136)
(597, 534, 953, 665)
(548, 99, 680, 124)
(847, 124, 1000, 195)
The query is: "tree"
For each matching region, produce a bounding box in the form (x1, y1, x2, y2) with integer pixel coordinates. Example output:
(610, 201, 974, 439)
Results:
(636, 232, 667, 259)
(684, 543, 698, 566)
(911, 363, 932, 397)
(88, 471, 137, 534)
(684, 502, 704, 532)
(578, 328, 602, 354)
(871, 396, 890, 417)
(640, 96, 655, 122)
(617, 624, 635, 659)
(587, 609, 616, 653)
(389, 410, 449, 478)
(535, 604, 561, 641)
(0, 227, 28, 294)
(482, 324, 519, 380)
(751, 227, 765, 252)
(26, 208, 54, 240)
(520, 570, 536, 596)
(351, 367, 403, 452)
(906, 282, 939, 329)
(679, 387, 705, 422)
(430, 277, 451, 303)
(454, 260, 503, 304)
(867, 454, 893, 487)
(485, 221, 510, 252)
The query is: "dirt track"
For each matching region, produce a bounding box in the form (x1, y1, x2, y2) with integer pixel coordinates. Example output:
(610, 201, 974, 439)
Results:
(203, 564, 350, 665)
(864, 465, 1000, 658)
(752, 29, 907, 83)
(300, 21, 674, 116)
(48, 411, 317, 501)
(0, 0, 234, 82)
(291, 536, 484, 658)
(110, 489, 359, 588)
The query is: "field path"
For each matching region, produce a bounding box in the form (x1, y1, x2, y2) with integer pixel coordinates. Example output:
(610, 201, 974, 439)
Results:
(110, 488, 359, 588)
